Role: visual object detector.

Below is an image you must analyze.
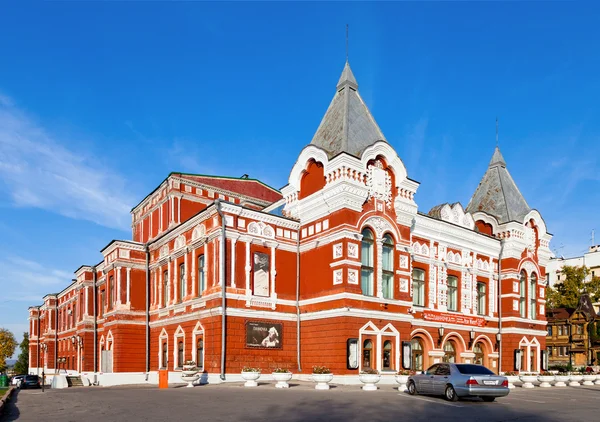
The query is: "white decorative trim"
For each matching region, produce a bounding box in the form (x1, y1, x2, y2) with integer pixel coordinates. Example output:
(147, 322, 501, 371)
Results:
(333, 243, 343, 259)
(333, 269, 344, 285)
(247, 221, 275, 239)
(348, 269, 359, 285)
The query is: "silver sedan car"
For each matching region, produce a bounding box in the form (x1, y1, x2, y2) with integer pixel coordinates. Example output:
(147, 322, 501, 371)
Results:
(407, 363, 509, 402)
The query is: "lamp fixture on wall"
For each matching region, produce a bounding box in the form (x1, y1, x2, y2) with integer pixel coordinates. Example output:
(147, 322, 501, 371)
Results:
(438, 326, 445, 346)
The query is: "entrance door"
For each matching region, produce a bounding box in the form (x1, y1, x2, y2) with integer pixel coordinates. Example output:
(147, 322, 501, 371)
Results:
(101, 350, 113, 373)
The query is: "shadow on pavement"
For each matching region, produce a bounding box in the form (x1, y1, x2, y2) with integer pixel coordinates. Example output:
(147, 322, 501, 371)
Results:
(0, 389, 20, 422)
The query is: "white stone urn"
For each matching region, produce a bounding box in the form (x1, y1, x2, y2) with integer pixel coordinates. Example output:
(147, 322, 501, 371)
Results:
(312, 373, 334, 390)
(359, 372, 381, 391)
(241, 370, 261, 387)
(395, 374, 410, 392)
(272, 371, 292, 388)
(520, 374, 538, 388)
(505, 375, 520, 389)
(537, 375, 554, 388)
(569, 374, 583, 386)
(181, 364, 200, 387)
(554, 374, 570, 387)
(582, 374, 596, 386)
(594, 375, 600, 385)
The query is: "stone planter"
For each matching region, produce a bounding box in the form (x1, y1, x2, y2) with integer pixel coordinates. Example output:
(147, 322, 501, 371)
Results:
(181, 373, 200, 388)
(520, 375, 538, 389)
(569, 374, 583, 386)
(595, 375, 600, 385)
(312, 373, 334, 390)
(272, 372, 292, 389)
(241, 371, 261, 387)
(582, 374, 596, 386)
(537, 375, 554, 388)
(359, 373, 381, 391)
(395, 375, 410, 392)
(505, 376, 519, 389)
(554, 375, 570, 387)
(182, 366, 199, 377)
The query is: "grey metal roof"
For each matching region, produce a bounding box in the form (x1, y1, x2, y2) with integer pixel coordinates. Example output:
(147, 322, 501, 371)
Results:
(465, 146, 531, 224)
(310, 61, 387, 158)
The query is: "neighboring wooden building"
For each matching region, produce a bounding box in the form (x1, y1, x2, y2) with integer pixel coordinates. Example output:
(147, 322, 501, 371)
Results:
(546, 294, 600, 368)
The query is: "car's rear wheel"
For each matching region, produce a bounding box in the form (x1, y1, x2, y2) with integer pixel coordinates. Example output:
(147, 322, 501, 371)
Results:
(445, 385, 458, 402)
(407, 381, 417, 395)
(482, 397, 496, 402)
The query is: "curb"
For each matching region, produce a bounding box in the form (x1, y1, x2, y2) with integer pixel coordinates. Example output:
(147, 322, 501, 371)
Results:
(0, 387, 16, 417)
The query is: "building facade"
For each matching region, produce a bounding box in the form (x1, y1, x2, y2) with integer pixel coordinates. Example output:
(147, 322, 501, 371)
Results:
(547, 245, 600, 287)
(28, 62, 552, 385)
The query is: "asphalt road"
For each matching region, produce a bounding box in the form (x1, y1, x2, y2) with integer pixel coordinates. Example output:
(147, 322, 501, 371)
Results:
(3, 382, 600, 422)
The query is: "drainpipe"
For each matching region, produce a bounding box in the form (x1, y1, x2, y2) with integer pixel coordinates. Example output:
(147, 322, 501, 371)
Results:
(93, 267, 97, 374)
(145, 246, 150, 374)
(215, 200, 227, 381)
(296, 226, 302, 372)
(498, 239, 504, 373)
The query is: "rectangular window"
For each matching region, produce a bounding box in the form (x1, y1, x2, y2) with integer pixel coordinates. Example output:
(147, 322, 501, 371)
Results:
(253, 252, 270, 297)
(198, 255, 205, 295)
(519, 274, 526, 318)
(100, 291, 105, 318)
(361, 231, 374, 296)
(447, 276, 458, 312)
(179, 263, 185, 302)
(547, 326, 552, 336)
(108, 276, 114, 310)
(382, 237, 394, 299)
(412, 269, 425, 307)
(477, 282, 486, 316)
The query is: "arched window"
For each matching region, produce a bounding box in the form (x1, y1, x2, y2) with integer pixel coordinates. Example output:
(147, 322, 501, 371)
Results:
(179, 263, 185, 302)
(161, 342, 168, 369)
(530, 273, 537, 319)
(383, 340, 393, 370)
(476, 282, 486, 316)
(361, 229, 374, 296)
(196, 338, 204, 369)
(474, 342, 484, 365)
(198, 255, 205, 296)
(382, 234, 394, 299)
(412, 269, 426, 307)
(447, 276, 458, 312)
(519, 271, 527, 318)
(443, 341, 456, 363)
(163, 271, 169, 307)
(177, 340, 184, 369)
(411, 338, 424, 371)
(363, 339, 373, 369)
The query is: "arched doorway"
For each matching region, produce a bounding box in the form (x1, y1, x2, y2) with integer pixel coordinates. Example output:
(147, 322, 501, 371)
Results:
(443, 341, 456, 363)
(411, 338, 424, 371)
(473, 342, 484, 365)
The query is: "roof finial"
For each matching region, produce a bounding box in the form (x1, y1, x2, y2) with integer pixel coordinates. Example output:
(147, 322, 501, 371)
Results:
(346, 24, 349, 63)
(496, 117, 499, 148)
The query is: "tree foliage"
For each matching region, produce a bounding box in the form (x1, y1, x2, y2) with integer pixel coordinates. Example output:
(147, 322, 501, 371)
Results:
(0, 328, 17, 373)
(546, 265, 600, 309)
(13, 332, 29, 375)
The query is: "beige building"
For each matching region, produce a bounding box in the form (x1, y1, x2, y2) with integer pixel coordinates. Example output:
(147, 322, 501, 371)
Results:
(547, 245, 600, 287)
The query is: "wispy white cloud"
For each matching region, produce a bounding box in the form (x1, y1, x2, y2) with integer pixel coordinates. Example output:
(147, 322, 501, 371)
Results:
(0, 256, 72, 288)
(0, 95, 135, 230)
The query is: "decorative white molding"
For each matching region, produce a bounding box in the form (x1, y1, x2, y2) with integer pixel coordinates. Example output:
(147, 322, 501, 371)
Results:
(247, 221, 275, 239)
(333, 269, 343, 285)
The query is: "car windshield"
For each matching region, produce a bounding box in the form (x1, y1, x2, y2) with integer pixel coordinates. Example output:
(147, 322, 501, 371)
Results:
(455, 364, 494, 375)
(25, 375, 39, 381)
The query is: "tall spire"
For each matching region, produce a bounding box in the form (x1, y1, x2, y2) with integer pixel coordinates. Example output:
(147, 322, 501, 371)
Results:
(310, 62, 387, 158)
(466, 146, 530, 224)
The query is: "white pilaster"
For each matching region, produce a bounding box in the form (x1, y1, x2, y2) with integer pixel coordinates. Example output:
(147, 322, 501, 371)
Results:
(178, 196, 182, 224)
(231, 238, 237, 288)
(184, 250, 189, 298)
(191, 249, 197, 297)
(174, 258, 179, 302)
(126, 267, 131, 304)
(158, 267, 163, 308)
(245, 240, 251, 296)
(270, 245, 277, 300)
(167, 261, 172, 305)
(376, 239, 383, 298)
(117, 267, 122, 305)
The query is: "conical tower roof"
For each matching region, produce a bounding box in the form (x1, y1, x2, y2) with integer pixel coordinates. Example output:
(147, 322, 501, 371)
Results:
(310, 62, 387, 158)
(465, 146, 531, 224)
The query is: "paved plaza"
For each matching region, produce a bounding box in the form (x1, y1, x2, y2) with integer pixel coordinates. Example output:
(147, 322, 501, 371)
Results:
(3, 382, 600, 422)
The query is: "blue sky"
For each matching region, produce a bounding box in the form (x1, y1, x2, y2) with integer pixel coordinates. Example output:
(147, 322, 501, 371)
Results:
(1, 2, 599, 354)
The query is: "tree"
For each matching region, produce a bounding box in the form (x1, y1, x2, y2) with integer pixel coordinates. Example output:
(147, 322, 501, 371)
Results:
(13, 332, 29, 375)
(0, 328, 17, 373)
(546, 265, 600, 309)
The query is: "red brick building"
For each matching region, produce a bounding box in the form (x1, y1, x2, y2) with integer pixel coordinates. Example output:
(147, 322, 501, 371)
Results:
(28, 62, 552, 385)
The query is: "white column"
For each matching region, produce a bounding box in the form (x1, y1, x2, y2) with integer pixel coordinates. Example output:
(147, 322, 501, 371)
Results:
(245, 240, 251, 296)
(150, 210, 153, 237)
(191, 249, 197, 297)
(270, 245, 277, 299)
(231, 239, 237, 288)
(214, 240, 218, 286)
(126, 267, 131, 304)
(178, 196, 182, 223)
(117, 267, 122, 305)
(159, 204, 163, 231)
(170, 197, 174, 225)
(174, 258, 179, 302)
(167, 261, 172, 305)
(84, 287, 89, 316)
(184, 250, 189, 298)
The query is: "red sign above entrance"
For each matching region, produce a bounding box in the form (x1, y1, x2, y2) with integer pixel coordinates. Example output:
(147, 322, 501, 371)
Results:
(423, 311, 486, 327)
